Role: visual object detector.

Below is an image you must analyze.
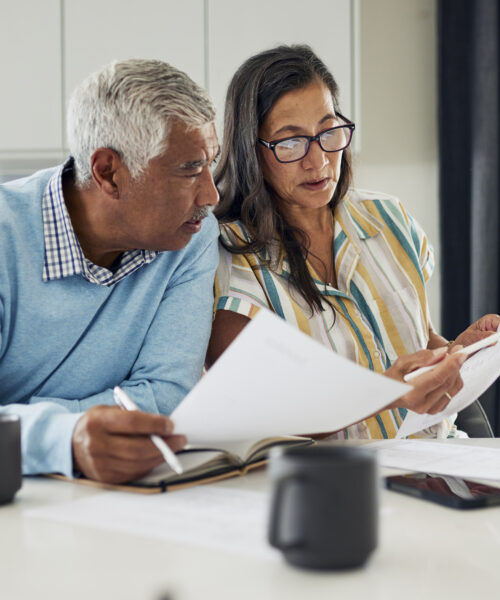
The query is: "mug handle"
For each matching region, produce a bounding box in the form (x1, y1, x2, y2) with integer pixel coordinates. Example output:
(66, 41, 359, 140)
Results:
(268, 475, 306, 551)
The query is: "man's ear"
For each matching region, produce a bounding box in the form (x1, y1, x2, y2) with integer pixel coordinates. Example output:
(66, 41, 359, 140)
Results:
(90, 148, 124, 198)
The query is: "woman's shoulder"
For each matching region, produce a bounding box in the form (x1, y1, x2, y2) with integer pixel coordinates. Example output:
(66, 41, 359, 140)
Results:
(343, 187, 409, 222)
(345, 187, 403, 208)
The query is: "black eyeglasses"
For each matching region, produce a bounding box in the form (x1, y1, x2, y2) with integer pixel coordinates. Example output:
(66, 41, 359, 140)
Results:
(258, 114, 355, 163)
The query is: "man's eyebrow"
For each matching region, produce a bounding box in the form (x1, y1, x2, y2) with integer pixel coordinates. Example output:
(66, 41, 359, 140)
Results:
(178, 147, 221, 170)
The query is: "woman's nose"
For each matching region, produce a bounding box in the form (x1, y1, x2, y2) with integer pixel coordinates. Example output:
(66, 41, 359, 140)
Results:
(301, 139, 329, 169)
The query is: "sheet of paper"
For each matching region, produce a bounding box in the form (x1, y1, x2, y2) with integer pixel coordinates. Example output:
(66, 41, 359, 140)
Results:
(172, 310, 410, 445)
(367, 439, 500, 481)
(26, 486, 279, 560)
(396, 336, 500, 438)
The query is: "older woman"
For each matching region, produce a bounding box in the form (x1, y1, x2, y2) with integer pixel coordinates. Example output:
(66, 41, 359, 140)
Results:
(207, 44, 499, 439)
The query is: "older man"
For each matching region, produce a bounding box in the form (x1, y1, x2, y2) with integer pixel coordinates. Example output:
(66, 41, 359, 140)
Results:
(0, 59, 219, 484)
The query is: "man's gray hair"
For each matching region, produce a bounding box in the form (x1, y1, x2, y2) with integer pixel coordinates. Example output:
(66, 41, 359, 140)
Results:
(67, 58, 215, 186)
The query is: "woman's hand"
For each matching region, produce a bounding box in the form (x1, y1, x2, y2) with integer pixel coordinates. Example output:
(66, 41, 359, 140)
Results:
(451, 314, 500, 350)
(384, 347, 467, 415)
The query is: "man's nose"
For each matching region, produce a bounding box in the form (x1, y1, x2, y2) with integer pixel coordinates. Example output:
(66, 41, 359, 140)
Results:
(197, 169, 219, 206)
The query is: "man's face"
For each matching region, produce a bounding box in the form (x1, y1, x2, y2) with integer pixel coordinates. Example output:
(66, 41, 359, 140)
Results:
(117, 120, 219, 251)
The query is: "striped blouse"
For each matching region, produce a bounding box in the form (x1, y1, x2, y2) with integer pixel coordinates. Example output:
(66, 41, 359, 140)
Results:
(214, 188, 456, 439)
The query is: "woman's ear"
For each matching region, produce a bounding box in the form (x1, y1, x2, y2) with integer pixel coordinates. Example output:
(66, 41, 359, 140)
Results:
(90, 148, 123, 198)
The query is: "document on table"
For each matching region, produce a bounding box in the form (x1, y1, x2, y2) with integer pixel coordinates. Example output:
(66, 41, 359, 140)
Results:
(396, 336, 500, 438)
(27, 486, 279, 560)
(367, 439, 500, 482)
(172, 309, 410, 444)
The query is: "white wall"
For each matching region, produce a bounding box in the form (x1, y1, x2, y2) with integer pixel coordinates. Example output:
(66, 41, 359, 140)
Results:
(0, 0, 441, 327)
(355, 0, 441, 328)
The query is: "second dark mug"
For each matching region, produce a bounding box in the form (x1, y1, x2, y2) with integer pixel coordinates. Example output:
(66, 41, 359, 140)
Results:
(0, 414, 22, 505)
(268, 444, 378, 570)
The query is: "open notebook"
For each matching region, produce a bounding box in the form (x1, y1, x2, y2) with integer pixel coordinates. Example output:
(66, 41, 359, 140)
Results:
(52, 435, 314, 494)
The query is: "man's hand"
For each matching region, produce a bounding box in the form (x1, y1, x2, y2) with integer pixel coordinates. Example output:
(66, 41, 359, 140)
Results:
(72, 406, 186, 484)
(385, 347, 467, 415)
(452, 314, 500, 350)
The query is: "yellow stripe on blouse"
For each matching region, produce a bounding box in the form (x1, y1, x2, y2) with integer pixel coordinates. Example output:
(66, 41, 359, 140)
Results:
(214, 188, 455, 439)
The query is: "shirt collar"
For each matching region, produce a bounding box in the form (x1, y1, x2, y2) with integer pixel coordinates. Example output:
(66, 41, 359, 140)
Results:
(341, 192, 384, 240)
(42, 157, 158, 286)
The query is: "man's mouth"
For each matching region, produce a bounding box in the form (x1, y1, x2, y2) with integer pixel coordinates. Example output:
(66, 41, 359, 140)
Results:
(182, 206, 214, 231)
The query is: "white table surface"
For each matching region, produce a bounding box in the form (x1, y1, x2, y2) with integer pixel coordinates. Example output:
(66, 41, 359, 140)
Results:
(2, 438, 500, 600)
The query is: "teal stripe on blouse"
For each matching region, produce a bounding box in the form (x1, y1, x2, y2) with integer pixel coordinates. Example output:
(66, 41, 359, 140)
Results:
(350, 281, 391, 369)
(383, 198, 407, 229)
(229, 297, 240, 312)
(333, 230, 347, 255)
(261, 268, 285, 318)
(337, 297, 374, 370)
(373, 200, 424, 284)
(375, 413, 389, 438)
(409, 216, 421, 257)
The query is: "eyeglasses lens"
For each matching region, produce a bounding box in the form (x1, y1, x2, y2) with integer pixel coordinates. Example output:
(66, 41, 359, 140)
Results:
(274, 138, 308, 162)
(320, 128, 348, 151)
(274, 126, 352, 162)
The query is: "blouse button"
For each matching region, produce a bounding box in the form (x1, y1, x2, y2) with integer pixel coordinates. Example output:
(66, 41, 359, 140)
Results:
(374, 350, 380, 358)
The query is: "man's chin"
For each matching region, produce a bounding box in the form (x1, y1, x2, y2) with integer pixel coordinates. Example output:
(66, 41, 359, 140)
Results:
(153, 232, 194, 252)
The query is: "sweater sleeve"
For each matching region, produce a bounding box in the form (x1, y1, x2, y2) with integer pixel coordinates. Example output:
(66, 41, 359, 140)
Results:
(0, 403, 81, 476)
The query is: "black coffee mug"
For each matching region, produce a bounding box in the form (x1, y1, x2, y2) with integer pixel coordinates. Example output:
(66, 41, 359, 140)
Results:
(268, 444, 378, 570)
(0, 414, 22, 505)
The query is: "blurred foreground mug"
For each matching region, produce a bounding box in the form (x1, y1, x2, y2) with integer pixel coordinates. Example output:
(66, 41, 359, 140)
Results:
(0, 414, 22, 505)
(268, 444, 378, 570)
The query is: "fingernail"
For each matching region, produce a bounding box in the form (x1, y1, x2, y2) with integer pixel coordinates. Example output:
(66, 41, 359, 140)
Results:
(164, 419, 174, 435)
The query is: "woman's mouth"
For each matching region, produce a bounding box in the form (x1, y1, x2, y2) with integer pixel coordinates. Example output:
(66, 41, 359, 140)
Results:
(301, 178, 330, 191)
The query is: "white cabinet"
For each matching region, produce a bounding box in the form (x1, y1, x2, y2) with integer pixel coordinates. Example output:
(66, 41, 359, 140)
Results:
(0, 0, 62, 152)
(63, 0, 205, 101)
(0, 0, 356, 171)
(208, 0, 355, 137)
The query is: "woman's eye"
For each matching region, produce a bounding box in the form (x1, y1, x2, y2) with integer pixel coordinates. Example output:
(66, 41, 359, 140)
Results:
(278, 138, 303, 150)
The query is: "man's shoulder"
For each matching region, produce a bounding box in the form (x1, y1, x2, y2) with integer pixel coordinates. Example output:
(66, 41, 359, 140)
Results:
(0, 167, 59, 216)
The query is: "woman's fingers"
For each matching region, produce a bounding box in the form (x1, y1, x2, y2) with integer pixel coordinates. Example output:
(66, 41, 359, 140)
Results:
(395, 352, 466, 414)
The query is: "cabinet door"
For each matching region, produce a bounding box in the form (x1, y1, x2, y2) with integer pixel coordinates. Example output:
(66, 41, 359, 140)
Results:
(63, 0, 205, 145)
(0, 0, 62, 151)
(207, 0, 354, 137)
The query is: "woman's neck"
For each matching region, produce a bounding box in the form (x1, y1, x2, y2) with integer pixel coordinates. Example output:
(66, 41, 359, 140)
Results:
(279, 204, 334, 240)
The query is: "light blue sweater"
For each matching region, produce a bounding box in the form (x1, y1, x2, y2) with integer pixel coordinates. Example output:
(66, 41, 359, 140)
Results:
(0, 167, 219, 476)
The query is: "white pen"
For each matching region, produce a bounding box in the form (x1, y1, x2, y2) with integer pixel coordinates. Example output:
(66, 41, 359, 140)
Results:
(113, 386, 183, 475)
(404, 331, 500, 382)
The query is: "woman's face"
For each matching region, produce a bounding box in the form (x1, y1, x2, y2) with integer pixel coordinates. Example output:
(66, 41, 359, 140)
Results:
(258, 80, 344, 216)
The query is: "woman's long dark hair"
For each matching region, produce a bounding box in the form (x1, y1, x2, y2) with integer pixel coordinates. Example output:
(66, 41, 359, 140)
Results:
(214, 44, 353, 315)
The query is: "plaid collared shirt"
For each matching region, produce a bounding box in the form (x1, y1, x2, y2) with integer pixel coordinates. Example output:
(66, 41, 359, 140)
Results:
(42, 159, 159, 286)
